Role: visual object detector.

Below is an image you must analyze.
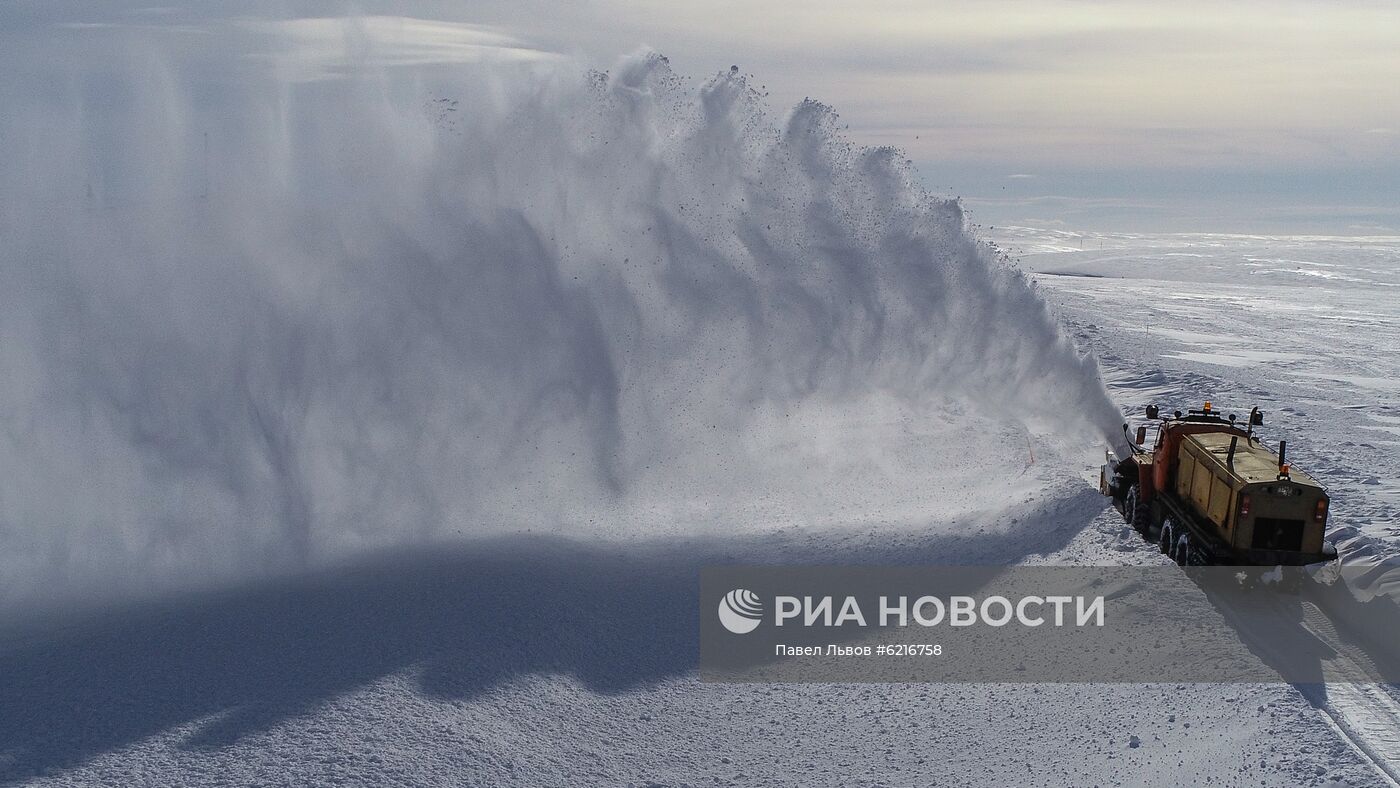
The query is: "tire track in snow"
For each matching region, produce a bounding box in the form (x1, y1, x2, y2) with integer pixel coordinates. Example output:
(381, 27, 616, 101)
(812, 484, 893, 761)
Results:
(1298, 681, 1400, 788)
(1294, 601, 1400, 787)
(1209, 587, 1400, 786)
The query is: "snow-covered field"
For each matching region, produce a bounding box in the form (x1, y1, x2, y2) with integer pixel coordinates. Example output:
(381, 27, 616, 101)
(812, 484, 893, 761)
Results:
(3, 19, 1399, 783)
(7, 230, 1400, 786)
(5, 479, 1383, 787)
(1000, 227, 1400, 556)
(1006, 227, 1400, 786)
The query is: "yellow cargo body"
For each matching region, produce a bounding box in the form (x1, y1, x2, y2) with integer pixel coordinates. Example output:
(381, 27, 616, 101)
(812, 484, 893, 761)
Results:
(1176, 432, 1327, 557)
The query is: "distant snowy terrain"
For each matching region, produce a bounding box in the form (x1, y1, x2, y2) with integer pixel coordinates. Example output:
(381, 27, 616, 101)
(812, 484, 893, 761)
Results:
(998, 228, 1400, 557)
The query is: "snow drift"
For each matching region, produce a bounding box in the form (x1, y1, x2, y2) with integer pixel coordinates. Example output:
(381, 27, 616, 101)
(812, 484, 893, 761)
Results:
(0, 24, 1118, 610)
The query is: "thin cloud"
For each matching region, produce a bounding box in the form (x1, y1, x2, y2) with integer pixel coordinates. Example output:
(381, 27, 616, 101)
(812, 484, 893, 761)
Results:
(239, 16, 561, 80)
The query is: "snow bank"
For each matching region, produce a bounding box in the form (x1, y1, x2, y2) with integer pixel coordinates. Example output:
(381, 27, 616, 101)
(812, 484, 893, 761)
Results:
(0, 27, 1117, 609)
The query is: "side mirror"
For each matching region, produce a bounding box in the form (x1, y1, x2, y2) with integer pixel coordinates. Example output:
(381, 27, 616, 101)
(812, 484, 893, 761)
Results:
(1135, 425, 1147, 445)
(1145, 405, 1159, 420)
(1249, 408, 1264, 426)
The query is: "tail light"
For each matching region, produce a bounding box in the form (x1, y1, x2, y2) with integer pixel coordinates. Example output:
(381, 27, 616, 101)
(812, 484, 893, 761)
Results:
(1240, 494, 1251, 516)
(1315, 498, 1328, 523)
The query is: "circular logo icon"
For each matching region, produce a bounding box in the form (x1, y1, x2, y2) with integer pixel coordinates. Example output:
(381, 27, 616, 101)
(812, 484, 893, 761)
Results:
(718, 588, 763, 634)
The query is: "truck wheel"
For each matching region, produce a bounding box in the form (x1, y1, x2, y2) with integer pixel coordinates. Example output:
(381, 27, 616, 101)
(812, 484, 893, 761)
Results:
(1175, 533, 1191, 566)
(1124, 485, 1150, 534)
(1158, 519, 1174, 555)
(1183, 537, 1211, 566)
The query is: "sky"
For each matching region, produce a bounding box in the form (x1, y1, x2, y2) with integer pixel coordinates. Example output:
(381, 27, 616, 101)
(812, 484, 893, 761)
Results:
(4, 0, 1398, 233)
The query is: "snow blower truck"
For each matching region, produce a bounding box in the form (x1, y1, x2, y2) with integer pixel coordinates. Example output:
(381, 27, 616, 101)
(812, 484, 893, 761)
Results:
(1101, 402, 1337, 567)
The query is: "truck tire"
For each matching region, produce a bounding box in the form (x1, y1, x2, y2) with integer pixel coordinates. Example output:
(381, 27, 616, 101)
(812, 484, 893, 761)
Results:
(1158, 518, 1175, 555)
(1124, 485, 1150, 534)
(1175, 533, 1191, 566)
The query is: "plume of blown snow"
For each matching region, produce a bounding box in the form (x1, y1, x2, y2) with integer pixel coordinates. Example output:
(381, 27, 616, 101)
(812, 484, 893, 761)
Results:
(0, 25, 1119, 610)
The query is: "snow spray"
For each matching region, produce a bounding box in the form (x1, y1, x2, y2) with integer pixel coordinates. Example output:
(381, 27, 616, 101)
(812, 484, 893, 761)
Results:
(0, 24, 1120, 609)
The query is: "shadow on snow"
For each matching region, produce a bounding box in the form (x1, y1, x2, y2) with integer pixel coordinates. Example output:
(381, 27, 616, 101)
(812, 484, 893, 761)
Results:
(0, 489, 1103, 783)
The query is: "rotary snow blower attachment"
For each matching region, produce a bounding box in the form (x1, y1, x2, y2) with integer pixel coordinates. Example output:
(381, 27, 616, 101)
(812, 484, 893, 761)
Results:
(1101, 402, 1337, 567)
